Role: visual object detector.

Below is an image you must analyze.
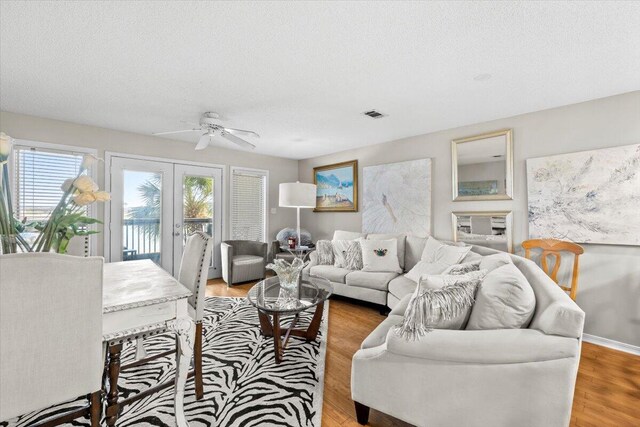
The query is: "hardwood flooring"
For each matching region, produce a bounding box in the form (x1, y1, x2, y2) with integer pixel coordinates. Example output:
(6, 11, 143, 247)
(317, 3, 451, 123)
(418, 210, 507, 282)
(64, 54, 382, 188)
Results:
(206, 279, 640, 427)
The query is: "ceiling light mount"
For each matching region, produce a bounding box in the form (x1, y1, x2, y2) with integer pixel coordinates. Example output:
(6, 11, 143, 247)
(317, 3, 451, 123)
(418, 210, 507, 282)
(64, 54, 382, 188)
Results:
(363, 110, 386, 119)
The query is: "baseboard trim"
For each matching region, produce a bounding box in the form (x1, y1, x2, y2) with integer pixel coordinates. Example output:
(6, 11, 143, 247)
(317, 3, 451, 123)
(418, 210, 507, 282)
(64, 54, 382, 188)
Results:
(582, 333, 640, 356)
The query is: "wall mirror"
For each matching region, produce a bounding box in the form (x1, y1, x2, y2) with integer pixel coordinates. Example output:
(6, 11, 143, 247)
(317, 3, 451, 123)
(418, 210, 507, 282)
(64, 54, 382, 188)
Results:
(452, 211, 513, 253)
(452, 129, 513, 201)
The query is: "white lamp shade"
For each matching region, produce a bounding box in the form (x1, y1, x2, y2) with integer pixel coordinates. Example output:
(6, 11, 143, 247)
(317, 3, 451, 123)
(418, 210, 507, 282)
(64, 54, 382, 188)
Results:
(279, 182, 316, 208)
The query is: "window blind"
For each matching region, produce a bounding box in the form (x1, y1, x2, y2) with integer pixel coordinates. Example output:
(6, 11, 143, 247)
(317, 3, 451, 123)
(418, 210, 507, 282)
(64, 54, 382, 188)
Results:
(13, 146, 87, 222)
(231, 169, 267, 242)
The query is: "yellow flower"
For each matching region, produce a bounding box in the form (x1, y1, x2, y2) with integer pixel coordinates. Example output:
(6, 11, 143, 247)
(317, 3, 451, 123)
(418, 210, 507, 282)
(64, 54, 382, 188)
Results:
(0, 132, 13, 158)
(73, 192, 97, 206)
(73, 175, 99, 193)
(81, 154, 99, 171)
(94, 191, 111, 202)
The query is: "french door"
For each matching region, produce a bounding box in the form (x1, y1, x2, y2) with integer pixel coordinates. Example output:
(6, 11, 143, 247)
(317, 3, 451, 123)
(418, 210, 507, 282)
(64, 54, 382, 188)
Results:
(108, 156, 223, 278)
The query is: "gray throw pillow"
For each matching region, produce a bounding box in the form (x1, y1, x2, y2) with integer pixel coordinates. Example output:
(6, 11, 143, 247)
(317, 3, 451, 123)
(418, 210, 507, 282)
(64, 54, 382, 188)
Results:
(344, 241, 363, 270)
(315, 240, 334, 265)
(443, 260, 481, 275)
(395, 270, 487, 340)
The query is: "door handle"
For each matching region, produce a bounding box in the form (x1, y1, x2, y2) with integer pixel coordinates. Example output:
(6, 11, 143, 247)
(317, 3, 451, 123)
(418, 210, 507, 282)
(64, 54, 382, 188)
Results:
(174, 231, 181, 236)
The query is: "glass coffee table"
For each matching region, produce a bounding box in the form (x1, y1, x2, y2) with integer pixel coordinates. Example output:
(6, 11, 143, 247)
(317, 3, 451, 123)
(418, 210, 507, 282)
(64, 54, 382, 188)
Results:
(247, 276, 333, 364)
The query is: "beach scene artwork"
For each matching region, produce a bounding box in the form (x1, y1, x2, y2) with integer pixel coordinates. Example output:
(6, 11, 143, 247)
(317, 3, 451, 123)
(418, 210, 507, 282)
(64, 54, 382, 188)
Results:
(314, 160, 357, 211)
(527, 144, 640, 246)
(362, 158, 431, 236)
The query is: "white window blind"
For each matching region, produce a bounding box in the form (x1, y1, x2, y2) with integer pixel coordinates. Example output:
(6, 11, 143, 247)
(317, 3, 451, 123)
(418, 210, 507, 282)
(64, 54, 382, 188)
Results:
(13, 146, 89, 222)
(231, 169, 267, 242)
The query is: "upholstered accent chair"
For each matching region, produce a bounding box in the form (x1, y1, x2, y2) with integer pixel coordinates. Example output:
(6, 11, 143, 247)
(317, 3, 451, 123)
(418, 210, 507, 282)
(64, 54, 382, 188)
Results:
(221, 240, 268, 285)
(351, 246, 585, 427)
(133, 231, 213, 400)
(0, 253, 104, 426)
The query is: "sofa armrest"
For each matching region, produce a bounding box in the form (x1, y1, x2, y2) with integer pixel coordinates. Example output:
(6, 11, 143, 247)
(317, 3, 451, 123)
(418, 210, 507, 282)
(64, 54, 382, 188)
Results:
(386, 328, 580, 364)
(307, 251, 318, 268)
(221, 242, 233, 284)
(269, 240, 280, 262)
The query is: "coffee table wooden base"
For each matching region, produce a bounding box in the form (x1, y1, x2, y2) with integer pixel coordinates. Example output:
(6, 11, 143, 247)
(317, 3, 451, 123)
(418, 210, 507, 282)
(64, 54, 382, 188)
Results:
(257, 301, 325, 364)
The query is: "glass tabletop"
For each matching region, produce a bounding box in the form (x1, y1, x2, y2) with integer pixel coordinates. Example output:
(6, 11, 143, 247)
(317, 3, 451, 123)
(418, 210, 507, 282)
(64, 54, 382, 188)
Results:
(247, 276, 333, 314)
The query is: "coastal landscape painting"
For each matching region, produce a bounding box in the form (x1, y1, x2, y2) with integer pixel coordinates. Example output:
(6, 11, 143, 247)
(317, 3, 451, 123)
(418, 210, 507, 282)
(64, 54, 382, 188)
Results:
(526, 144, 640, 246)
(362, 158, 431, 236)
(313, 160, 358, 212)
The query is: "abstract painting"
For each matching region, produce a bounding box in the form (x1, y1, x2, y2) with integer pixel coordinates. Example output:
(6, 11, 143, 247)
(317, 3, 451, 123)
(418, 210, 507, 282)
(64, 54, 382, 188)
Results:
(526, 144, 640, 245)
(313, 160, 358, 212)
(363, 158, 431, 236)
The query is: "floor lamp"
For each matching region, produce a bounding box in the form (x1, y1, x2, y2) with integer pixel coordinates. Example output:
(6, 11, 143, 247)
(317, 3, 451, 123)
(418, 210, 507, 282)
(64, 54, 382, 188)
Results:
(279, 182, 317, 248)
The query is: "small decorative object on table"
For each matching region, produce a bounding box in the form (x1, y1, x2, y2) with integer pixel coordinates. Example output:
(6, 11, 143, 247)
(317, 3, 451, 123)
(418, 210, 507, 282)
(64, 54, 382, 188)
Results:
(266, 256, 309, 308)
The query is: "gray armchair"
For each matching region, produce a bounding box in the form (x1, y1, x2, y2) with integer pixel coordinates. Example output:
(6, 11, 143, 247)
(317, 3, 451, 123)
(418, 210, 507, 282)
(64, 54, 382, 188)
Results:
(221, 240, 268, 285)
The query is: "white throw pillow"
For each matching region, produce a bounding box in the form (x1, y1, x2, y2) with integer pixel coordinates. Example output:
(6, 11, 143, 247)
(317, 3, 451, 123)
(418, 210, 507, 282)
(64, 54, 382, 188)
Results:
(466, 263, 536, 330)
(332, 240, 351, 268)
(405, 261, 449, 283)
(360, 238, 402, 273)
(367, 233, 407, 269)
(479, 252, 513, 272)
(421, 236, 471, 265)
(333, 230, 366, 241)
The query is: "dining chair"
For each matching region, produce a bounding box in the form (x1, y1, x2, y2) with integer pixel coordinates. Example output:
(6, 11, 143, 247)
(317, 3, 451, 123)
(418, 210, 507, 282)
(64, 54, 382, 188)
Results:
(522, 238, 584, 300)
(0, 253, 104, 426)
(130, 231, 213, 400)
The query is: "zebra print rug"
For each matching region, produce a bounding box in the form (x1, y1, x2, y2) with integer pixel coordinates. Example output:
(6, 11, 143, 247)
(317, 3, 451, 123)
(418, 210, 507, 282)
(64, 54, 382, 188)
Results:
(3, 297, 329, 427)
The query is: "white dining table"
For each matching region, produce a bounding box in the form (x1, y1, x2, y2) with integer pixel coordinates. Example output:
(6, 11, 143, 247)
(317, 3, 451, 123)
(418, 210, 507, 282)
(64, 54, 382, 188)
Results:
(102, 259, 194, 427)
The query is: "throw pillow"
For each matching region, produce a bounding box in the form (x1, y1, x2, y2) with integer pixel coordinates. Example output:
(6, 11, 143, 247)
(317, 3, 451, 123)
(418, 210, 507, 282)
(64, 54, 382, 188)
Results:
(315, 240, 334, 265)
(405, 260, 449, 283)
(367, 233, 407, 270)
(479, 252, 513, 272)
(360, 238, 402, 273)
(466, 263, 536, 330)
(395, 270, 487, 340)
(443, 260, 481, 275)
(421, 236, 471, 265)
(344, 240, 363, 270)
(332, 240, 351, 268)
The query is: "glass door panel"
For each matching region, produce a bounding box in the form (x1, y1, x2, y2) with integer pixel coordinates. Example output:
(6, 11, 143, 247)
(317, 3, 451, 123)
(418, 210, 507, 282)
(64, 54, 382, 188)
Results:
(174, 164, 223, 279)
(109, 157, 174, 272)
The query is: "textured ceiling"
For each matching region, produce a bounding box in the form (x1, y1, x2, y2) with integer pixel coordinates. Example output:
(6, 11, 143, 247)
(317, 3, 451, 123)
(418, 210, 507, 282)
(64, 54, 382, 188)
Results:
(1, 1, 639, 159)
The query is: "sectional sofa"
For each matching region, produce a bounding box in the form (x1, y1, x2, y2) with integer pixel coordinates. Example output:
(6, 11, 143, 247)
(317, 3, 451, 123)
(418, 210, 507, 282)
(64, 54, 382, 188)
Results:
(302, 230, 473, 309)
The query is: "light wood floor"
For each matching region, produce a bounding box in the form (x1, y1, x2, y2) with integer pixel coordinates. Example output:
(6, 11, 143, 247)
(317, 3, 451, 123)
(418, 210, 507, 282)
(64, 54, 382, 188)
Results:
(206, 279, 640, 427)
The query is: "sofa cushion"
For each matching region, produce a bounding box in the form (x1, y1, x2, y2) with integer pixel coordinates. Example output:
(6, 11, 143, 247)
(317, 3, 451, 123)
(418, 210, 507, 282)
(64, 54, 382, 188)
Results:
(388, 275, 417, 300)
(333, 230, 366, 241)
(360, 238, 402, 273)
(367, 233, 407, 269)
(309, 265, 351, 284)
(233, 254, 264, 266)
(405, 235, 427, 272)
(405, 260, 449, 283)
(361, 314, 404, 349)
(479, 252, 513, 272)
(467, 263, 536, 330)
(421, 236, 471, 264)
(346, 270, 399, 291)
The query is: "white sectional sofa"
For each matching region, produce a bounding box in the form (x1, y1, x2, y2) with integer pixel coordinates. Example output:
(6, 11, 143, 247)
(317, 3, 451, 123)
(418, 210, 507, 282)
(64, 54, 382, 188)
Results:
(351, 245, 586, 427)
(302, 231, 471, 309)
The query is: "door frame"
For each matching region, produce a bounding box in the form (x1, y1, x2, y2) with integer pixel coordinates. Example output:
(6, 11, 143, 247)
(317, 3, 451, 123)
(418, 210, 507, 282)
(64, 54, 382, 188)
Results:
(104, 152, 228, 271)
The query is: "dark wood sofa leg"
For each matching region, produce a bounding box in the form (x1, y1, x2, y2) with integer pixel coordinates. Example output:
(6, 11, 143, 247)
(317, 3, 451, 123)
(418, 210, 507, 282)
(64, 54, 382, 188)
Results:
(379, 305, 390, 316)
(89, 391, 102, 427)
(354, 401, 370, 425)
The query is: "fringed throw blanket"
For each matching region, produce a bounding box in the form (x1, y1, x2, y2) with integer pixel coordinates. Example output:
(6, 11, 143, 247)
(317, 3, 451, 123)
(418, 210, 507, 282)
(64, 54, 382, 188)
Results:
(395, 270, 486, 340)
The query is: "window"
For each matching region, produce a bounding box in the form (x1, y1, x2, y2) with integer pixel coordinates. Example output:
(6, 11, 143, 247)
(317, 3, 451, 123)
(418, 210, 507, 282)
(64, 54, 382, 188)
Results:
(11, 141, 97, 255)
(230, 167, 268, 242)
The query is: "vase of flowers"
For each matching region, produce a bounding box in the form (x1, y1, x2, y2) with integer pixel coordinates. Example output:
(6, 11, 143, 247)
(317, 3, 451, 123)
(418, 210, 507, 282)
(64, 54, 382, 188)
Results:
(0, 132, 110, 254)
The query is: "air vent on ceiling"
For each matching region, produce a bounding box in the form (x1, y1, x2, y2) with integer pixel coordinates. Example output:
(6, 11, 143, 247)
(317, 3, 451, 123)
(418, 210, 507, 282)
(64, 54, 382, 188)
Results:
(363, 110, 386, 119)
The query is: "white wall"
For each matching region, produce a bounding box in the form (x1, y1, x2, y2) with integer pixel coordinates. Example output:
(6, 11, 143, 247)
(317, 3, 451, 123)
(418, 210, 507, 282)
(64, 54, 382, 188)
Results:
(298, 91, 640, 346)
(458, 160, 506, 193)
(0, 111, 299, 255)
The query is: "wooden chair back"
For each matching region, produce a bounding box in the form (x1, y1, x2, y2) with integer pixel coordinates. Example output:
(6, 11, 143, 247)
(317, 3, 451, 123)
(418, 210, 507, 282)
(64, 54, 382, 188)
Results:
(522, 239, 584, 300)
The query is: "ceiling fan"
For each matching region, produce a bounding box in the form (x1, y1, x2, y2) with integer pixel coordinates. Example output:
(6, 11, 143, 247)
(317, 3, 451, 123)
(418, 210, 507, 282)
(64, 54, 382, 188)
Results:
(152, 112, 259, 150)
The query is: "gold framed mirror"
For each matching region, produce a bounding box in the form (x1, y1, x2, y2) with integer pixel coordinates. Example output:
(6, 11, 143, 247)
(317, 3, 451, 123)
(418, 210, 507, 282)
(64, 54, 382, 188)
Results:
(452, 129, 513, 201)
(452, 211, 513, 253)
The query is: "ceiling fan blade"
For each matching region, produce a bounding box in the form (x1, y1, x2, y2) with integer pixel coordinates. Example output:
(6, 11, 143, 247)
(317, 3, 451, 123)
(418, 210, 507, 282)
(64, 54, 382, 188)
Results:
(152, 128, 201, 136)
(224, 127, 260, 138)
(221, 131, 256, 149)
(195, 133, 210, 150)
